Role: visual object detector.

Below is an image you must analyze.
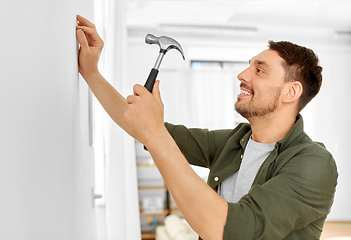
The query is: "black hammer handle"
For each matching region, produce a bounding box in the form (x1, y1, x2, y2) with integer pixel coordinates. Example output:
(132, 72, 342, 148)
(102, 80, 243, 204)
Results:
(144, 68, 159, 92)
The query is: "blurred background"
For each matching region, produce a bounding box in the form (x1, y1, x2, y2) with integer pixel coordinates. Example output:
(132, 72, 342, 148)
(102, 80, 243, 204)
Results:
(1, 0, 350, 240)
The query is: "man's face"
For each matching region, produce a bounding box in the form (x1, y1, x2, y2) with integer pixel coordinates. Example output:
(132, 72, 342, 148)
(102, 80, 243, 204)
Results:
(235, 49, 286, 119)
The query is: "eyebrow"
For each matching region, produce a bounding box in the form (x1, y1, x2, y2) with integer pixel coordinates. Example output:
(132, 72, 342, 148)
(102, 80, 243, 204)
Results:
(249, 59, 271, 70)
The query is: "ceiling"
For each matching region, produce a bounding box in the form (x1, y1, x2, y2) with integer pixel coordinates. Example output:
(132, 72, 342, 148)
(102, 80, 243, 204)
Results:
(126, 0, 351, 44)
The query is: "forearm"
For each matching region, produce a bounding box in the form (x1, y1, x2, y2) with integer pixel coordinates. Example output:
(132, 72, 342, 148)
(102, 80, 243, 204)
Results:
(146, 129, 228, 240)
(82, 71, 129, 130)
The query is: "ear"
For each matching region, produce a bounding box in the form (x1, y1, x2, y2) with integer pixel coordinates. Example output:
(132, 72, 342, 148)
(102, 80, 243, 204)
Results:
(282, 81, 303, 103)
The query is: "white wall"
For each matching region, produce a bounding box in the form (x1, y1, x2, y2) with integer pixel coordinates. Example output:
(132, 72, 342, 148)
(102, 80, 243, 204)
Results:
(127, 32, 351, 221)
(0, 0, 96, 239)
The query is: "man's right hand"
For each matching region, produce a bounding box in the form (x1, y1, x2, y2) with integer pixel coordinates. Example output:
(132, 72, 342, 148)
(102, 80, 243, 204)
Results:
(76, 15, 104, 78)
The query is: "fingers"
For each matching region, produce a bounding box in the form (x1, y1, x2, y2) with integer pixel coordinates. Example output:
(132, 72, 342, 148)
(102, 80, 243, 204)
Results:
(128, 84, 145, 104)
(152, 80, 163, 104)
(75, 25, 98, 38)
(76, 25, 103, 48)
(76, 29, 89, 51)
(129, 82, 163, 110)
(132, 82, 162, 101)
(133, 84, 148, 96)
(77, 15, 95, 28)
(75, 25, 93, 34)
(76, 14, 103, 46)
(126, 94, 138, 104)
(76, 28, 104, 56)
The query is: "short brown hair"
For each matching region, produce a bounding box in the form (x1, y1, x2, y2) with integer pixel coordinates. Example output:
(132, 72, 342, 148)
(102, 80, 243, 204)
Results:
(268, 40, 323, 112)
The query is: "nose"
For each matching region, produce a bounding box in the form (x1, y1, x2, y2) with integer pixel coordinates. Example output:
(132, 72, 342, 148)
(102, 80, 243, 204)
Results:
(237, 66, 250, 83)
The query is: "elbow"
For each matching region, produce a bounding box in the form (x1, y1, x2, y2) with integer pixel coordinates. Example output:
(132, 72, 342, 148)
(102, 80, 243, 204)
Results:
(199, 226, 225, 240)
(197, 202, 228, 240)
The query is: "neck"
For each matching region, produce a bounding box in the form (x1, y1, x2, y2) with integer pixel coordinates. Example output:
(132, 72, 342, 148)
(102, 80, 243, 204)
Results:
(247, 111, 297, 144)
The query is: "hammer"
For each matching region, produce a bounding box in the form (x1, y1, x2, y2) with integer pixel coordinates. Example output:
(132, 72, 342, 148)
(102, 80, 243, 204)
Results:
(144, 34, 185, 92)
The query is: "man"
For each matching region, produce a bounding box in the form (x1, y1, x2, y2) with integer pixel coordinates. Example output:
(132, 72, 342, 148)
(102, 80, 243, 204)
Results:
(76, 15, 337, 240)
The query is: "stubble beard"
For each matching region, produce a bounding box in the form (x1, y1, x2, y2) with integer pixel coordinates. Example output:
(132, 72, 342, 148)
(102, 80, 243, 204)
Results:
(235, 88, 282, 119)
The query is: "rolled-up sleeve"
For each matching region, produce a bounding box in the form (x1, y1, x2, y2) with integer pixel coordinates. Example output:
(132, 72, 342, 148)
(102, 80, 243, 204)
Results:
(165, 122, 232, 168)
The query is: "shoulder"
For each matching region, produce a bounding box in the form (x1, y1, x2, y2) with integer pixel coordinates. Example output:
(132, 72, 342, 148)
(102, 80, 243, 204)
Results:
(282, 132, 333, 158)
(276, 132, 337, 180)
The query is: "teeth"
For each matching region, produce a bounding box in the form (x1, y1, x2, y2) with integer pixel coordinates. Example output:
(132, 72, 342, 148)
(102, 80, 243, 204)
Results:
(240, 89, 252, 95)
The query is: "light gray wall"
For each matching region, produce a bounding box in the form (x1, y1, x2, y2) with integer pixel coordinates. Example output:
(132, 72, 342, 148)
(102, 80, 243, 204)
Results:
(0, 0, 96, 239)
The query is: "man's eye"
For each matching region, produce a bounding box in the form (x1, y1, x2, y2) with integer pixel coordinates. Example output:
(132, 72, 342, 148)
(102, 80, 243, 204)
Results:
(256, 68, 263, 73)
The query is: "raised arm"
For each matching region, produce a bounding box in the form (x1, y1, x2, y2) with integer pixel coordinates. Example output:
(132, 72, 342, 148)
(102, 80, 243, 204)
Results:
(76, 15, 228, 239)
(76, 15, 129, 130)
(126, 84, 229, 240)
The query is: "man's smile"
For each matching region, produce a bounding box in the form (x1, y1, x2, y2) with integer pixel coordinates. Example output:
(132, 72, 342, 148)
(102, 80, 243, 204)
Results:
(238, 86, 253, 98)
(239, 89, 252, 95)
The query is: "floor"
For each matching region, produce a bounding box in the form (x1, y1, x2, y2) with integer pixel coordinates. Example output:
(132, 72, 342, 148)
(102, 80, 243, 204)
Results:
(321, 222, 351, 240)
(95, 209, 351, 240)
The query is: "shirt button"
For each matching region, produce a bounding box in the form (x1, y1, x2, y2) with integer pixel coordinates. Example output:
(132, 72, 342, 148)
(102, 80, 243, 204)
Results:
(214, 177, 219, 182)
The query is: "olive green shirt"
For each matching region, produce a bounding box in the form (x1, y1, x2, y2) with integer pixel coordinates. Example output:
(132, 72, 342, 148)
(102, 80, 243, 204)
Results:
(165, 115, 338, 240)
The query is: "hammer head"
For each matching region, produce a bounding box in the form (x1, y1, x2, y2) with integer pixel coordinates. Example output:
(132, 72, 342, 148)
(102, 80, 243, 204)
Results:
(145, 34, 185, 60)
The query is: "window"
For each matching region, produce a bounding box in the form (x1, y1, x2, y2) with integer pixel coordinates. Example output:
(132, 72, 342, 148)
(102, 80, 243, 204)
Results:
(190, 60, 249, 125)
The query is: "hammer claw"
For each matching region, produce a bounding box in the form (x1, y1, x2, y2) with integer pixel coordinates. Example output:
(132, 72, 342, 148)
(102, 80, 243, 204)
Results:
(144, 33, 185, 92)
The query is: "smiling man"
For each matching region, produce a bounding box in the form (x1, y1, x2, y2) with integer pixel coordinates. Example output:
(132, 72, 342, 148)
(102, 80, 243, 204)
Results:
(76, 15, 338, 240)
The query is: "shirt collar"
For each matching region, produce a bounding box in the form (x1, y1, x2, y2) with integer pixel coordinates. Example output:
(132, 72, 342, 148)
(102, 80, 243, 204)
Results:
(275, 114, 304, 152)
(239, 114, 304, 152)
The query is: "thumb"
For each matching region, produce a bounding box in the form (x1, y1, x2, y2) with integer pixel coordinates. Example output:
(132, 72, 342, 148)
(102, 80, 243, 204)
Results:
(152, 80, 163, 104)
(76, 29, 89, 52)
